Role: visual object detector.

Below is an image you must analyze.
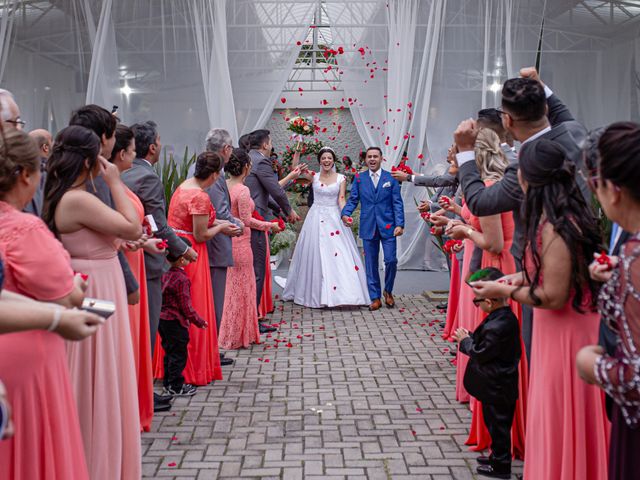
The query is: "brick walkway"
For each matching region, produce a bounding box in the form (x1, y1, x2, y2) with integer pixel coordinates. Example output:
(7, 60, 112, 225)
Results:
(142, 295, 523, 479)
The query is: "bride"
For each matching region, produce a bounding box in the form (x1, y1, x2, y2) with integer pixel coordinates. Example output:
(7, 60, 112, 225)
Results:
(283, 147, 369, 308)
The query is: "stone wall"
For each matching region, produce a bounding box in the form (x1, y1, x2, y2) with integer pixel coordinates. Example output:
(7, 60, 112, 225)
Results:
(265, 108, 365, 170)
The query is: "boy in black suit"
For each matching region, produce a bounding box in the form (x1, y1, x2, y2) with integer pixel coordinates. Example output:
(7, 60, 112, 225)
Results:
(454, 267, 521, 479)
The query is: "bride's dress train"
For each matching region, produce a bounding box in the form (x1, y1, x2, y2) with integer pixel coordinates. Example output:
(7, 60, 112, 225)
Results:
(283, 173, 369, 308)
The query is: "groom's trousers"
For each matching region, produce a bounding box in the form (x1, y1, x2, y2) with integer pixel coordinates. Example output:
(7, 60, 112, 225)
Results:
(251, 229, 267, 308)
(362, 228, 397, 301)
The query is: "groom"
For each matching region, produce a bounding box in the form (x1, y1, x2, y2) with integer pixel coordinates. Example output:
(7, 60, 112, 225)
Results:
(342, 147, 405, 311)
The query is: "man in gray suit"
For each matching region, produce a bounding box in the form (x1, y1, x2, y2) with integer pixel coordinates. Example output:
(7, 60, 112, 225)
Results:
(204, 129, 244, 361)
(454, 68, 587, 360)
(244, 130, 300, 310)
(122, 121, 197, 353)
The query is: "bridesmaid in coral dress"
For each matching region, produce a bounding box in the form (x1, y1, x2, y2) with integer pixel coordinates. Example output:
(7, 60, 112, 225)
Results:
(447, 129, 527, 459)
(220, 149, 279, 349)
(155, 152, 236, 385)
(43, 125, 144, 480)
(109, 125, 164, 432)
(472, 139, 609, 480)
(0, 129, 91, 480)
(258, 242, 275, 319)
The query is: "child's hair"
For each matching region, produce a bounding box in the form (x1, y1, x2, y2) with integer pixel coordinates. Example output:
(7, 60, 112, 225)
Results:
(468, 267, 504, 284)
(167, 237, 193, 263)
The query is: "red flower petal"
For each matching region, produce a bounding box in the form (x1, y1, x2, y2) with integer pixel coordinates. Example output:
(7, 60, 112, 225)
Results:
(385, 224, 391, 229)
(354, 265, 359, 271)
(280, 97, 286, 104)
(264, 359, 270, 363)
(416, 407, 423, 413)
(411, 430, 417, 436)
(168, 462, 177, 467)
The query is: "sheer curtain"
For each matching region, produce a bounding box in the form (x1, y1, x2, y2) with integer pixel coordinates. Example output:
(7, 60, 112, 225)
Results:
(0, 0, 18, 84)
(81, 0, 121, 109)
(189, 0, 238, 141)
(227, 0, 318, 135)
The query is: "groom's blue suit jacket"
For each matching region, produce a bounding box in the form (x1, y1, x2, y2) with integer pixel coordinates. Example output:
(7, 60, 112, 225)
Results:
(341, 169, 405, 240)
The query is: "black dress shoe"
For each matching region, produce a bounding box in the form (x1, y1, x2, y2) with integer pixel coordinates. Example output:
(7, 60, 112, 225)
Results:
(220, 356, 234, 366)
(258, 317, 269, 323)
(436, 302, 448, 310)
(259, 324, 277, 334)
(476, 455, 491, 465)
(476, 464, 511, 479)
(154, 397, 172, 412)
(154, 392, 173, 404)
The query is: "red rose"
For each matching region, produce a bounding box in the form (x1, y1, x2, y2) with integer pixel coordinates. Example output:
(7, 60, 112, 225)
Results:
(597, 250, 613, 269)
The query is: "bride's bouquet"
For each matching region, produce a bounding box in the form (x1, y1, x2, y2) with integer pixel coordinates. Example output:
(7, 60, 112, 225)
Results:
(287, 116, 314, 152)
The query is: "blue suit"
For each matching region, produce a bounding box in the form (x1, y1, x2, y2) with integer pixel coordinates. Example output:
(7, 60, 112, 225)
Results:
(341, 169, 405, 301)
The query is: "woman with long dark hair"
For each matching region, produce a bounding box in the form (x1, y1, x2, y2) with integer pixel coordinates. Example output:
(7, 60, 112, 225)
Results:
(471, 138, 609, 480)
(44, 125, 143, 480)
(577, 122, 640, 479)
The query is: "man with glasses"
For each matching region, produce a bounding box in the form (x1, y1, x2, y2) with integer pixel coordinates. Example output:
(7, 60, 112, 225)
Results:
(452, 66, 588, 361)
(0, 89, 25, 131)
(24, 129, 52, 216)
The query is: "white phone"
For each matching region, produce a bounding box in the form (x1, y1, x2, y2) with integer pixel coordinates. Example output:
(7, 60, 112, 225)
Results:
(81, 298, 116, 319)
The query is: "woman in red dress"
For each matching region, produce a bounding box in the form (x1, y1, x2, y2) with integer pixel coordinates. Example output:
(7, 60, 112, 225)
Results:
(473, 139, 609, 479)
(109, 125, 164, 431)
(154, 152, 236, 386)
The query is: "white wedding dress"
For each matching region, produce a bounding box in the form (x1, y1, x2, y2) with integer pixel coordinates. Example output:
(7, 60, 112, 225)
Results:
(283, 173, 369, 308)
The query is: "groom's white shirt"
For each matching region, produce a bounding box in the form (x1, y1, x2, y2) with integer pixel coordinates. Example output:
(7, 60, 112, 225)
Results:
(369, 169, 380, 189)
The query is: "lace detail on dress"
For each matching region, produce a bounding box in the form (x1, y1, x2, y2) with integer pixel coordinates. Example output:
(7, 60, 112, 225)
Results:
(595, 233, 640, 427)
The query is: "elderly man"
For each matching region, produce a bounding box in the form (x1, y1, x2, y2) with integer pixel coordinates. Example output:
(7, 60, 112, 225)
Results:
(0, 89, 25, 131)
(24, 129, 52, 216)
(204, 129, 248, 364)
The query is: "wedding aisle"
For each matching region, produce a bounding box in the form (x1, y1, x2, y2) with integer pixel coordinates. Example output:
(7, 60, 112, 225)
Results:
(141, 293, 523, 479)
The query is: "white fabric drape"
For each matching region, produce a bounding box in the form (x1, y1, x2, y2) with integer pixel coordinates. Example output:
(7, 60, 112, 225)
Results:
(227, 0, 319, 135)
(189, 0, 238, 141)
(82, 0, 121, 109)
(0, 0, 18, 84)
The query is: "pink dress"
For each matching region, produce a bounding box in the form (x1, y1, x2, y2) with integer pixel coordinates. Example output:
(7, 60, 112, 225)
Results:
(219, 184, 272, 349)
(455, 203, 481, 403)
(442, 249, 462, 340)
(0, 202, 89, 480)
(523, 226, 609, 479)
(61, 228, 141, 480)
(154, 186, 222, 385)
(123, 188, 154, 432)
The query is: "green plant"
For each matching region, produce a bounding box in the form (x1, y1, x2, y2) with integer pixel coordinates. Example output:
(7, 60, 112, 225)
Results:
(153, 147, 197, 206)
(269, 225, 297, 256)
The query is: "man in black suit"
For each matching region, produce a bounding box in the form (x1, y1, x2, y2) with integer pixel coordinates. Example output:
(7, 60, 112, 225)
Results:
(453, 68, 588, 360)
(244, 130, 300, 312)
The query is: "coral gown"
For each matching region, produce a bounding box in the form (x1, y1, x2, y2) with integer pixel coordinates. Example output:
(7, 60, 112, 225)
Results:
(61, 228, 141, 480)
(258, 233, 274, 318)
(0, 203, 89, 480)
(442, 250, 462, 340)
(523, 224, 609, 479)
(462, 205, 527, 460)
(153, 186, 222, 385)
(455, 203, 482, 403)
(219, 184, 271, 349)
(123, 187, 154, 432)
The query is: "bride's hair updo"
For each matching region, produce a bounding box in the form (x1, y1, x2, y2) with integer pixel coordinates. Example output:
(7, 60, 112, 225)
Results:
(227, 147, 251, 177)
(317, 147, 337, 164)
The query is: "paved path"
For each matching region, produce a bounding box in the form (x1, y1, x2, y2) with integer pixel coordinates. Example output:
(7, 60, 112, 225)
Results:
(142, 295, 523, 479)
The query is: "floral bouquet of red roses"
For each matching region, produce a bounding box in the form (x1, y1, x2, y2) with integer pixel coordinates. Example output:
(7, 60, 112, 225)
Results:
(287, 116, 313, 136)
(391, 159, 414, 175)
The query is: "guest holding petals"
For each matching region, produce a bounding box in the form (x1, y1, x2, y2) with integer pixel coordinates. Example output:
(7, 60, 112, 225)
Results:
(577, 122, 640, 479)
(157, 152, 236, 385)
(109, 124, 164, 432)
(42, 125, 143, 480)
(471, 139, 609, 480)
(219, 148, 281, 349)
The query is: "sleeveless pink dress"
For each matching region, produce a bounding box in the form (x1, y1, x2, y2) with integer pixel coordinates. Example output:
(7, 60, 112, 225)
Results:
(0, 202, 89, 480)
(219, 184, 272, 349)
(61, 228, 141, 480)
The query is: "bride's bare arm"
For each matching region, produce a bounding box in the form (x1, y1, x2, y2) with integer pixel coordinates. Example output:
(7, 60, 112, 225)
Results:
(338, 178, 347, 211)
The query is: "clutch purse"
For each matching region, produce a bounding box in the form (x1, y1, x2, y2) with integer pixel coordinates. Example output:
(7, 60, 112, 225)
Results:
(81, 298, 116, 319)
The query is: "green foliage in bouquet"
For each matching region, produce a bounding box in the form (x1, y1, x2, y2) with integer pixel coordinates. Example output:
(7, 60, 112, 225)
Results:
(154, 147, 197, 206)
(269, 225, 297, 256)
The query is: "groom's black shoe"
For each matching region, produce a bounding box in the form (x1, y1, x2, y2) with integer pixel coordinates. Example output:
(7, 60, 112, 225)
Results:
(369, 299, 382, 311)
(383, 290, 395, 308)
(476, 464, 511, 479)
